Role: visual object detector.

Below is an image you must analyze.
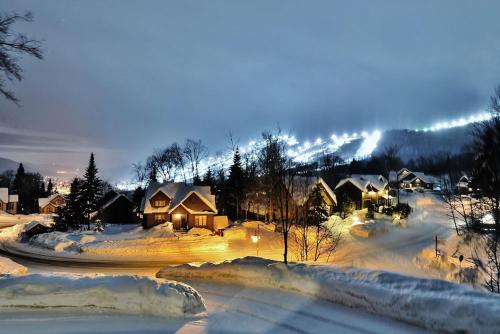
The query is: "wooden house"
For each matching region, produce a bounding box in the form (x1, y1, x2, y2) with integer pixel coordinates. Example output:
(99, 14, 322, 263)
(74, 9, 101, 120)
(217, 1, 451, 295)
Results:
(335, 174, 391, 210)
(38, 194, 66, 214)
(139, 182, 217, 230)
(99, 193, 138, 225)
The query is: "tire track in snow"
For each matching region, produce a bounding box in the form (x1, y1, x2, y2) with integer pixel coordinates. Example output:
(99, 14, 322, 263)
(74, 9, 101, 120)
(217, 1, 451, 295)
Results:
(198, 289, 379, 334)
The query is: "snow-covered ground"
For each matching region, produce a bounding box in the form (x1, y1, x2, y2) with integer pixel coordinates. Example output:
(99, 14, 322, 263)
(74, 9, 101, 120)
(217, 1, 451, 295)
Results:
(0, 273, 205, 318)
(0, 192, 453, 281)
(414, 231, 489, 285)
(158, 257, 500, 333)
(0, 255, 27, 274)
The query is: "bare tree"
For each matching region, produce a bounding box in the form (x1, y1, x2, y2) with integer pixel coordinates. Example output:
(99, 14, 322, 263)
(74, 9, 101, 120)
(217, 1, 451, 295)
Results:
(469, 88, 500, 292)
(152, 146, 181, 182)
(170, 142, 187, 183)
(0, 11, 43, 104)
(131, 162, 147, 188)
(259, 131, 296, 264)
(183, 139, 207, 182)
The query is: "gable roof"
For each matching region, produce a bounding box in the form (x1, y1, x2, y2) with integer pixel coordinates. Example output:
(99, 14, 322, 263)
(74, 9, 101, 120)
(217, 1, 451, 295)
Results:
(101, 193, 134, 210)
(402, 172, 436, 185)
(335, 174, 388, 193)
(289, 176, 337, 206)
(141, 182, 217, 215)
(398, 168, 412, 177)
(0, 188, 9, 203)
(38, 194, 64, 209)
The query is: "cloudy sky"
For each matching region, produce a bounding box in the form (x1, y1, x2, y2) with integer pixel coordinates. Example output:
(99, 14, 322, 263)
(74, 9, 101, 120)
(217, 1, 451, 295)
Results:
(1, 0, 500, 180)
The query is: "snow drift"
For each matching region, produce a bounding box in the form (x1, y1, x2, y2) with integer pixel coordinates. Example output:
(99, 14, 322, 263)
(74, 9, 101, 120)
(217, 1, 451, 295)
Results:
(0, 274, 205, 318)
(157, 257, 500, 333)
(0, 256, 27, 275)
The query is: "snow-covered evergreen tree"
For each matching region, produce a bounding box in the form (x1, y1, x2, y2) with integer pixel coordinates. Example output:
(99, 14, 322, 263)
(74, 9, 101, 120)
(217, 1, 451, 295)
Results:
(55, 177, 83, 231)
(80, 153, 103, 228)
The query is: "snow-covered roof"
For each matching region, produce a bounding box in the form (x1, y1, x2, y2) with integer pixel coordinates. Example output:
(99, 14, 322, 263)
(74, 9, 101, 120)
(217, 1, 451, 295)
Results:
(397, 168, 412, 177)
(0, 188, 8, 203)
(404, 172, 436, 185)
(290, 176, 337, 206)
(23, 220, 54, 232)
(335, 174, 388, 192)
(38, 194, 64, 209)
(101, 194, 133, 210)
(0, 188, 17, 204)
(141, 182, 217, 215)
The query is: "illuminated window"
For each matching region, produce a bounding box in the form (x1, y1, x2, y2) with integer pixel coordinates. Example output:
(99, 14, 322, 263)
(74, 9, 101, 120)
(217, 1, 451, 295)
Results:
(155, 214, 166, 222)
(154, 200, 166, 207)
(195, 215, 207, 227)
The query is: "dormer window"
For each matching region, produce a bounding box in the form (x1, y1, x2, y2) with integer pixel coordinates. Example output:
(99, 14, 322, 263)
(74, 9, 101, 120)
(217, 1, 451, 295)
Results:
(154, 200, 166, 207)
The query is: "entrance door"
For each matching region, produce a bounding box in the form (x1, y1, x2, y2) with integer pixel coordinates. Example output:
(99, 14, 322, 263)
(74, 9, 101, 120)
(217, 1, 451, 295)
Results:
(181, 216, 187, 230)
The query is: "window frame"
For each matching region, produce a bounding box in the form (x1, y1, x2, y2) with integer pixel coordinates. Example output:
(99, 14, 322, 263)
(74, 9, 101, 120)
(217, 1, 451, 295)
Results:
(195, 215, 207, 227)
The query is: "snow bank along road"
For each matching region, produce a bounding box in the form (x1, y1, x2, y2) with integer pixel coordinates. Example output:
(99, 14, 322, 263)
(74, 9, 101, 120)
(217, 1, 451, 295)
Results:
(0, 276, 427, 334)
(158, 257, 500, 333)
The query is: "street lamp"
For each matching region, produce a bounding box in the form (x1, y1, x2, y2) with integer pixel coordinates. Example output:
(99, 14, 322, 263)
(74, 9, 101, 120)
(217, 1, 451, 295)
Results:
(251, 225, 261, 256)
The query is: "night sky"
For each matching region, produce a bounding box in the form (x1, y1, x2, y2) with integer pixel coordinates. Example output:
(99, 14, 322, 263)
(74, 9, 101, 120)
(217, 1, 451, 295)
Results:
(1, 0, 500, 180)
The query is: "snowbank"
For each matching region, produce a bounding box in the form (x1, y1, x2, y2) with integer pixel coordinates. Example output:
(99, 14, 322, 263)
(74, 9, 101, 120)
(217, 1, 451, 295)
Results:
(350, 220, 390, 238)
(0, 274, 205, 318)
(0, 256, 27, 275)
(414, 232, 486, 285)
(157, 257, 500, 333)
(242, 221, 276, 232)
(141, 222, 176, 238)
(187, 227, 213, 236)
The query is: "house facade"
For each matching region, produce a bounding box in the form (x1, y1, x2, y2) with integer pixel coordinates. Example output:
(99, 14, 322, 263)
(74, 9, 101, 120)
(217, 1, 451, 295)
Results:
(100, 193, 138, 225)
(243, 176, 337, 221)
(335, 174, 391, 211)
(38, 194, 66, 214)
(397, 169, 435, 190)
(456, 175, 472, 194)
(140, 182, 218, 230)
(0, 188, 18, 214)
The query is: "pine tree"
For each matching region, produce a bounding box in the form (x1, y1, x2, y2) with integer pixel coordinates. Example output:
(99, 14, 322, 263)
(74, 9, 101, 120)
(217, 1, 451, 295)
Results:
(55, 177, 83, 230)
(148, 163, 158, 184)
(39, 182, 46, 198)
(308, 187, 329, 227)
(13, 163, 25, 194)
(193, 174, 202, 185)
(80, 153, 103, 228)
(12, 163, 25, 212)
(47, 178, 53, 195)
(202, 168, 215, 189)
(227, 147, 246, 219)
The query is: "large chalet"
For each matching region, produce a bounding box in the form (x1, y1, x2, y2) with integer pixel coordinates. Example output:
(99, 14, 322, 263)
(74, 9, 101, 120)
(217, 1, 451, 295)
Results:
(335, 174, 391, 210)
(139, 182, 218, 230)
